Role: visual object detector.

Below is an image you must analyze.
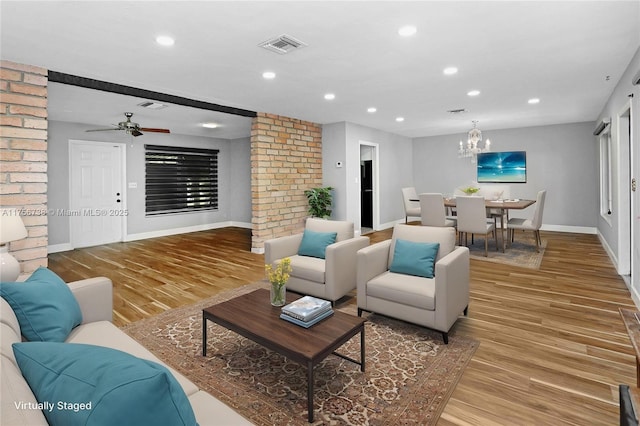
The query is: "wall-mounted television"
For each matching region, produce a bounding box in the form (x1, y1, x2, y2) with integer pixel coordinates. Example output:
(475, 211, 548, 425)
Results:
(477, 151, 526, 183)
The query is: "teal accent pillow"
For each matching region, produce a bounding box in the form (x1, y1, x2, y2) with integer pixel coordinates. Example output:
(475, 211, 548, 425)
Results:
(0, 267, 82, 342)
(389, 239, 440, 278)
(12, 342, 198, 426)
(297, 229, 337, 259)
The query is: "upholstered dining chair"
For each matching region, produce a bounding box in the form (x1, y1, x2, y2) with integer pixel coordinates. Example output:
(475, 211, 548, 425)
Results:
(479, 185, 511, 228)
(357, 225, 470, 344)
(455, 195, 498, 257)
(507, 190, 547, 252)
(264, 218, 370, 303)
(419, 193, 456, 228)
(401, 187, 421, 223)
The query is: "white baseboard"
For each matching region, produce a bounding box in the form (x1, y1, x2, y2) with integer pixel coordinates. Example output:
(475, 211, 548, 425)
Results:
(540, 224, 597, 234)
(373, 220, 595, 235)
(48, 243, 73, 254)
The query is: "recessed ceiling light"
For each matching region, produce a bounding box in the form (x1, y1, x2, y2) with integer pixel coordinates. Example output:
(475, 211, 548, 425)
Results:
(467, 90, 480, 97)
(395, 117, 405, 122)
(367, 107, 377, 113)
(324, 93, 335, 100)
(155, 35, 175, 46)
(262, 71, 276, 79)
(443, 67, 458, 75)
(398, 25, 417, 37)
(202, 123, 219, 129)
(528, 98, 540, 104)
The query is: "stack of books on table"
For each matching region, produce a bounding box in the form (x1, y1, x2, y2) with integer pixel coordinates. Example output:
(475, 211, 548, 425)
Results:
(280, 295, 333, 328)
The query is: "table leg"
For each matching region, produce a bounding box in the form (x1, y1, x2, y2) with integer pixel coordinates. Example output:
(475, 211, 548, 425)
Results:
(307, 360, 314, 422)
(360, 325, 365, 372)
(501, 209, 506, 253)
(202, 313, 207, 357)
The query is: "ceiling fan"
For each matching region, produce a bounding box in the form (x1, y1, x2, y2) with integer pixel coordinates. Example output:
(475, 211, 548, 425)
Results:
(86, 112, 170, 137)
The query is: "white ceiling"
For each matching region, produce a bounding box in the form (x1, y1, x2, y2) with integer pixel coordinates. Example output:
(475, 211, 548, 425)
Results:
(1, 1, 639, 139)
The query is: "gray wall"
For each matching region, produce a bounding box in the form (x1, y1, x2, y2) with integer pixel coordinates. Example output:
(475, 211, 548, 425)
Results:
(594, 46, 640, 275)
(47, 120, 251, 247)
(323, 121, 413, 230)
(412, 122, 598, 228)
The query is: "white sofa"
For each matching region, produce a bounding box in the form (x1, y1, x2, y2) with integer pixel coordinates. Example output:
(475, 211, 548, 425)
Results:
(0, 276, 253, 426)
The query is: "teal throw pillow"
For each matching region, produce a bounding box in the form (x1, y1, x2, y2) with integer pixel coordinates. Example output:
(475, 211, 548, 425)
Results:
(0, 267, 82, 342)
(389, 239, 440, 278)
(12, 342, 198, 426)
(297, 229, 337, 259)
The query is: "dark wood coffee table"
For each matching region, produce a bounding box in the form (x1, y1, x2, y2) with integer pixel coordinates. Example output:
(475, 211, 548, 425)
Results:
(202, 288, 366, 422)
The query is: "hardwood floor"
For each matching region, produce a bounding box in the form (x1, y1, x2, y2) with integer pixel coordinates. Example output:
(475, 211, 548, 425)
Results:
(48, 227, 636, 425)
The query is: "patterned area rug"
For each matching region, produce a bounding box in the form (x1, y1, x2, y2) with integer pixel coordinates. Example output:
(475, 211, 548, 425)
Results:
(465, 231, 547, 269)
(122, 282, 479, 425)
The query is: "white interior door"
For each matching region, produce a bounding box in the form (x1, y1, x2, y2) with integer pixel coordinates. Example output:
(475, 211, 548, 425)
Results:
(69, 140, 124, 248)
(631, 97, 639, 293)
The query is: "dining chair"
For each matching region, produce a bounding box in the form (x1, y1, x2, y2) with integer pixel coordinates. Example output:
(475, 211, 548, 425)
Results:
(419, 193, 456, 227)
(480, 185, 511, 228)
(455, 195, 498, 257)
(401, 187, 421, 223)
(507, 190, 547, 252)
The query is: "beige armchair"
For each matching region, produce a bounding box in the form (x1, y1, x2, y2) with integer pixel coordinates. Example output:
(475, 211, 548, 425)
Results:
(265, 218, 370, 303)
(357, 225, 469, 343)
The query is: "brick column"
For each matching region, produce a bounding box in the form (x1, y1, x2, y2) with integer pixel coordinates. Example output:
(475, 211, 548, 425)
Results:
(0, 61, 48, 276)
(250, 113, 322, 253)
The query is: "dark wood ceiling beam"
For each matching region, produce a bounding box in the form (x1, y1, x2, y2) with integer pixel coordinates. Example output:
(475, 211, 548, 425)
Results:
(48, 71, 257, 118)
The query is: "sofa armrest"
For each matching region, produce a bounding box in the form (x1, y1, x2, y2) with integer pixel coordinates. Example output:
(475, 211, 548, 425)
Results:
(433, 246, 470, 330)
(356, 240, 392, 308)
(67, 277, 113, 324)
(324, 236, 370, 301)
(264, 234, 303, 264)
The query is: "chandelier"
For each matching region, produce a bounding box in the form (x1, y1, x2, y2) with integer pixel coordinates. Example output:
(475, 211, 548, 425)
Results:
(458, 120, 491, 162)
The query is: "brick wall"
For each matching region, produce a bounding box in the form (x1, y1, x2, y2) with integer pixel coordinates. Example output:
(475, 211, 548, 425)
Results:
(250, 112, 322, 253)
(0, 61, 48, 275)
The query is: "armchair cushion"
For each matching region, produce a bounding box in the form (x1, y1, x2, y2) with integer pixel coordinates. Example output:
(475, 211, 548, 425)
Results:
(287, 255, 326, 282)
(0, 267, 83, 342)
(367, 272, 435, 310)
(297, 229, 337, 259)
(389, 239, 439, 278)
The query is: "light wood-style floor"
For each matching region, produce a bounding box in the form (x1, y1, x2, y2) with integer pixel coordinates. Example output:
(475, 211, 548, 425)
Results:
(48, 227, 636, 425)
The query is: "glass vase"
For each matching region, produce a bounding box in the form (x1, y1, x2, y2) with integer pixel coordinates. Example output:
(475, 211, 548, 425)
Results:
(270, 282, 286, 307)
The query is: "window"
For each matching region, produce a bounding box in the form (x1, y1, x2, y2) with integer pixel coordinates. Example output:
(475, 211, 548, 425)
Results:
(598, 126, 612, 220)
(145, 144, 219, 215)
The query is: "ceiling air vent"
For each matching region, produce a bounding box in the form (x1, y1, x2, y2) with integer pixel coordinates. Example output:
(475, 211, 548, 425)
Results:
(259, 34, 307, 55)
(138, 101, 167, 110)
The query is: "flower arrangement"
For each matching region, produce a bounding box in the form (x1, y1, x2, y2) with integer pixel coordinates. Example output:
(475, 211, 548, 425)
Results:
(460, 185, 480, 195)
(265, 257, 292, 306)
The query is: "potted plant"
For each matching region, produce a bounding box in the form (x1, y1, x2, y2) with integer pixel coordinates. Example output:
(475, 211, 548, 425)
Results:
(304, 187, 333, 218)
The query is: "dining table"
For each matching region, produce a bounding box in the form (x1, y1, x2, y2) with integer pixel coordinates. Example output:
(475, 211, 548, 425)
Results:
(412, 196, 536, 252)
(448, 197, 536, 252)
